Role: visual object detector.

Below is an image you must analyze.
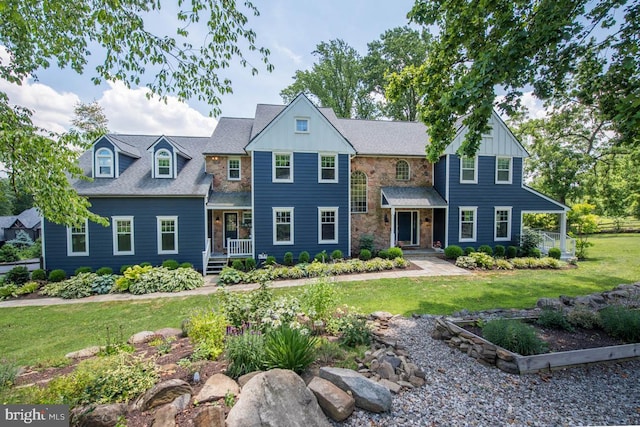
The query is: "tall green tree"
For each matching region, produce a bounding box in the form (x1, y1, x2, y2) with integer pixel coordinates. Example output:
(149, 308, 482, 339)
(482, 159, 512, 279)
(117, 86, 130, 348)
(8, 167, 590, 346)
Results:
(394, 0, 639, 161)
(281, 39, 376, 119)
(0, 0, 272, 226)
(364, 27, 431, 121)
(71, 101, 109, 143)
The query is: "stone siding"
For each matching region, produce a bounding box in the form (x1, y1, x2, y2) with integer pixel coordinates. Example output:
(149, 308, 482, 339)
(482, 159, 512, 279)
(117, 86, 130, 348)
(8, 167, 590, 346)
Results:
(206, 155, 252, 192)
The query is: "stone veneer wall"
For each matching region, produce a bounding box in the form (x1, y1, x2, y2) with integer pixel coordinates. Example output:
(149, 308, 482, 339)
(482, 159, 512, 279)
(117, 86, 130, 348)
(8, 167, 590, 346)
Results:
(205, 155, 252, 192)
(351, 156, 433, 255)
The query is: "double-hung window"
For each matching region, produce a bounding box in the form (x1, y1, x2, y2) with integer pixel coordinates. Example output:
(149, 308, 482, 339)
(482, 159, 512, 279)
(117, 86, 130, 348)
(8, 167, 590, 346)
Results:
(460, 157, 477, 183)
(496, 157, 512, 184)
(319, 154, 338, 182)
(350, 171, 367, 213)
(318, 208, 338, 244)
(157, 216, 178, 254)
(96, 148, 114, 177)
(459, 207, 477, 242)
(494, 207, 512, 241)
(273, 208, 293, 244)
(67, 220, 89, 256)
(273, 153, 293, 182)
(112, 216, 134, 255)
(228, 158, 241, 180)
(155, 149, 173, 178)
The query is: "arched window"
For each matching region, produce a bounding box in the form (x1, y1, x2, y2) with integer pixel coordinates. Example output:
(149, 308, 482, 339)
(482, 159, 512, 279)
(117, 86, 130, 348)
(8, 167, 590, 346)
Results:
(155, 149, 173, 178)
(396, 160, 410, 180)
(351, 171, 367, 213)
(96, 148, 114, 177)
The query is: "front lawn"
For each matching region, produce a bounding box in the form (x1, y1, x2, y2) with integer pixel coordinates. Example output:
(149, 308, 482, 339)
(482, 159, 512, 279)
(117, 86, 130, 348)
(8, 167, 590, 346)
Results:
(1, 234, 638, 366)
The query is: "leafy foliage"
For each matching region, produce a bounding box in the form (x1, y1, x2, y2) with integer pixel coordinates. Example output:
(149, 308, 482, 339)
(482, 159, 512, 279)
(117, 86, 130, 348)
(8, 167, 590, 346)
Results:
(359, 249, 372, 261)
(224, 330, 265, 379)
(386, 247, 403, 259)
(359, 234, 374, 253)
(331, 249, 343, 260)
(263, 325, 318, 373)
(482, 319, 547, 356)
(0, 244, 19, 263)
(91, 275, 116, 295)
(599, 306, 640, 342)
(161, 259, 179, 270)
(326, 305, 372, 347)
(42, 273, 95, 299)
(537, 307, 574, 332)
(464, 246, 475, 255)
(47, 269, 66, 283)
(566, 306, 602, 330)
(477, 245, 493, 256)
(184, 310, 227, 360)
(5, 266, 29, 285)
(96, 267, 114, 276)
(506, 246, 518, 259)
(494, 245, 505, 258)
(568, 203, 599, 259)
(0, 359, 19, 392)
(444, 245, 463, 259)
(299, 279, 338, 324)
(0, 284, 18, 300)
(74, 266, 92, 275)
(283, 252, 294, 266)
(31, 268, 46, 281)
(298, 251, 310, 264)
(548, 247, 562, 260)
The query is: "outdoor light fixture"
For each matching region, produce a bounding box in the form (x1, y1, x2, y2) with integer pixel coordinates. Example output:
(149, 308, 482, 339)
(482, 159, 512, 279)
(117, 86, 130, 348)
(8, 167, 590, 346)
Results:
(384, 214, 389, 223)
(215, 216, 220, 222)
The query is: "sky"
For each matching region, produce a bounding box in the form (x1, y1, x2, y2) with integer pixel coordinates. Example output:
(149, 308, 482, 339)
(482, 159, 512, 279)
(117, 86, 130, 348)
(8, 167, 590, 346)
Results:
(1, 0, 545, 137)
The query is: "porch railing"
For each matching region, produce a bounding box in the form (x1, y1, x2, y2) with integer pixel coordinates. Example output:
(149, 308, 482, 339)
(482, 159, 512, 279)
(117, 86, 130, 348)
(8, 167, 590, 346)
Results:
(525, 229, 576, 257)
(202, 237, 211, 274)
(227, 238, 252, 257)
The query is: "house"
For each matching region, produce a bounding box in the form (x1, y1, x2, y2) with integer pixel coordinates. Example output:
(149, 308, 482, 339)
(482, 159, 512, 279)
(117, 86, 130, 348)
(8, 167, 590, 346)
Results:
(43, 94, 569, 274)
(0, 207, 41, 245)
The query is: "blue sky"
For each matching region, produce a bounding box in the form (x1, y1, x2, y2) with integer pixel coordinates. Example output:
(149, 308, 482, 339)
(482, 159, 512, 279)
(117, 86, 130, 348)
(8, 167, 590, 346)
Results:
(1, 0, 420, 136)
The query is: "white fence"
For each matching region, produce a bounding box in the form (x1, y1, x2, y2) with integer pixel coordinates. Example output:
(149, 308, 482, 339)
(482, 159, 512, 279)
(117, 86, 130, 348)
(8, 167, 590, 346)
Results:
(227, 238, 252, 257)
(526, 229, 576, 257)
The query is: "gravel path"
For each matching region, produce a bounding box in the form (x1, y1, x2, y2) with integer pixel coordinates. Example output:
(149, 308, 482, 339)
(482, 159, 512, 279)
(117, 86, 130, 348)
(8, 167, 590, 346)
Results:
(338, 316, 640, 427)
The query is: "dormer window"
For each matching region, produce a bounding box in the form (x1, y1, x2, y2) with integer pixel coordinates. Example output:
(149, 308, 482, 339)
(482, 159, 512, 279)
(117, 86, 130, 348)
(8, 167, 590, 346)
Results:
(155, 149, 173, 178)
(295, 118, 309, 133)
(96, 148, 114, 177)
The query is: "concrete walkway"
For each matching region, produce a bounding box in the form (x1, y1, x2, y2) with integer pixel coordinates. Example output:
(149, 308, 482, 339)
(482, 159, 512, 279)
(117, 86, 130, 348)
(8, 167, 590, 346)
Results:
(0, 257, 469, 308)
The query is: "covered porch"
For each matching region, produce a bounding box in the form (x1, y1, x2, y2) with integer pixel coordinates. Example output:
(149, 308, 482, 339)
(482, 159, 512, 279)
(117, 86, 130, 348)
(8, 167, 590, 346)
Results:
(521, 211, 574, 258)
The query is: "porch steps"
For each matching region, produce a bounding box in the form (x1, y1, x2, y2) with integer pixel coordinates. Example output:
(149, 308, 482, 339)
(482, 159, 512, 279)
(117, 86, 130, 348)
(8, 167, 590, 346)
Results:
(206, 256, 228, 275)
(402, 249, 442, 260)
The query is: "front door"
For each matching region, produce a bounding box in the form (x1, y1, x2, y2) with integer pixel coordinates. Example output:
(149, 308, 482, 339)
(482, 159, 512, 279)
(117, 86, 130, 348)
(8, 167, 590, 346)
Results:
(223, 212, 238, 248)
(397, 211, 419, 246)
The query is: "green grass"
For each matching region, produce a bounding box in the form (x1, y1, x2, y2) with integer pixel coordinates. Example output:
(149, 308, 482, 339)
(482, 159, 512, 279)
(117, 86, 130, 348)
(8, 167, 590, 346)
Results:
(1, 234, 638, 366)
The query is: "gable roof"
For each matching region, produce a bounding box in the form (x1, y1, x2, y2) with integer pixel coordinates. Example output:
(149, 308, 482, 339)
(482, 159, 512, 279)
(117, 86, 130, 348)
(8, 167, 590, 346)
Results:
(16, 207, 41, 229)
(103, 135, 141, 158)
(148, 136, 193, 160)
(204, 118, 253, 155)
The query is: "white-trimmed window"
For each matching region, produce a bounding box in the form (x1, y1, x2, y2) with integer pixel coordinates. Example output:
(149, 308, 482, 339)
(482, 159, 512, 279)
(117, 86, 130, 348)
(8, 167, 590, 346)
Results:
(459, 207, 477, 242)
(318, 207, 338, 244)
(495, 157, 512, 184)
(96, 148, 114, 177)
(460, 157, 478, 183)
(295, 117, 309, 133)
(396, 160, 410, 180)
(157, 216, 178, 254)
(112, 216, 134, 255)
(155, 149, 173, 178)
(319, 153, 338, 182)
(67, 220, 89, 256)
(273, 208, 294, 245)
(242, 211, 252, 227)
(273, 153, 293, 182)
(494, 207, 512, 241)
(228, 158, 241, 180)
(350, 171, 367, 213)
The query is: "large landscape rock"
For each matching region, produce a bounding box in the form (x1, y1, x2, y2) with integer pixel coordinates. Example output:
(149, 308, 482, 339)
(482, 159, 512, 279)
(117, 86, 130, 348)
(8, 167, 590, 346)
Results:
(71, 403, 127, 427)
(194, 373, 240, 403)
(139, 379, 193, 411)
(307, 376, 355, 422)
(193, 406, 225, 427)
(319, 367, 392, 413)
(128, 330, 157, 344)
(152, 404, 177, 427)
(226, 369, 331, 427)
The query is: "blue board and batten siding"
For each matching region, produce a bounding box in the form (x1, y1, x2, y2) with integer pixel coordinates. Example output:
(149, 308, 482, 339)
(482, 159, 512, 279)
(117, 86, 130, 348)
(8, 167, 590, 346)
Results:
(253, 151, 350, 262)
(44, 197, 205, 273)
(446, 155, 565, 248)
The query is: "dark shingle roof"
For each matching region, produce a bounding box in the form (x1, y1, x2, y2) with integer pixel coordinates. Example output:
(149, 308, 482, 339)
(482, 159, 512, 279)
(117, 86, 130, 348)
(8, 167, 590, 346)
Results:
(16, 207, 41, 229)
(73, 134, 211, 197)
(250, 104, 286, 139)
(338, 119, 429, 156)
(207, 191, 252, 208)
(204, 118, 253, 155)
(381, 187, 447, 208)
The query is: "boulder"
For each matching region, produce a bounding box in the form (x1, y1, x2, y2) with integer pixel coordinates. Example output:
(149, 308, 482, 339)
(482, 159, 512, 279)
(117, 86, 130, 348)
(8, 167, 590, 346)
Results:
(152, 404, 177, 427)
(378, 379, 402, 394)
(71, 403, 127, 427)
(307, 377, 355, 422)
(319, 367, 392, 413)
(376, 361, 396, 381)
(65, 346, 101, 359)
(155, 327, 183, 338)
(194, 406, 225, 427)
(238, 371, 263, 388)
(171, 393, 191, 411)
(139, 379, 193, 411)
(128, 330, 157, 344)
(226, 369, 331, 427)
(194, 373, 240, 403)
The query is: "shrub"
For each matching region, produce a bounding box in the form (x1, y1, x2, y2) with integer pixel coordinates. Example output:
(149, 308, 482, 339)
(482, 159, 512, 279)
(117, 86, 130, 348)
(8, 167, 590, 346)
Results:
(444, 245, 463, 259)
(184, 310, 227, 360)
(48, 269, 66, 283)
(482, 319, 547, 355)
(359, 234, 374, 252)
(495, 259, 513, 270)
(139, 262, 152, 267)
(243, 258, 256, 271)
(298, 251, 310, 264)
(477, 245, 493, 256)
(548, 247, 562, 260)
(0, 284, 18, 300)
(494, 245, 505, 258)
(95, 267, 113, 276)
(327, 306, 371, 347)
(218, 267, 245, 285)
(263, 324, 318, 373)
(91, 275, 116, 295)
(0, 244, 19, 263)
(162, 259, 179, 270)
(179, 262, 193, 269)
(387, 247, 403, 259)
(129, 267, 203, 294)
(599, 306, 640, 342)
(506, 246, 518, 259)
(537, 307, 574, 331)
(314, 251, 329, 263)
(0, 358, 19, 392)
(464, 246, 475, 255)
(331, 249, 343, 260)
(74, 266, 92, 275)
(224, 330, 266, 379)
(300, 279, 338, 324)
(16, 281, 39, 295)
(531, 248, 542, 258)
(519, 230, 542, 257)
(377, 249, 389, 259)
(469, 252, 494, 269)
(5, 266, 30, 285)
(119, 265, 133, 274)
(264, 256, 276, 266)
(283, 252, 294, 266)
(358, 249, 372, 261)
(455, 256, 477, 269)
(232, 259, 245, 271)
(30, 268, 46, 281)
(113, 265, 153, 292)
(567, 306, 602, 330)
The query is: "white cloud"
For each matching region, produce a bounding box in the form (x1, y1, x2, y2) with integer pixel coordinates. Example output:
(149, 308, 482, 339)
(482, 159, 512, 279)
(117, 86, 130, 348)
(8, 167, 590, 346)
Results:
(273, 42, 304, 66)
(495, 91, 548, 121)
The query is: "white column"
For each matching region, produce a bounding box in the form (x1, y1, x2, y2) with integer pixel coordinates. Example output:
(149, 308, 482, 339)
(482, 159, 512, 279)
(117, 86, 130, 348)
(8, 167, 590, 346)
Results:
(559, 212, 567, 253)
(390, 207, 396, 247)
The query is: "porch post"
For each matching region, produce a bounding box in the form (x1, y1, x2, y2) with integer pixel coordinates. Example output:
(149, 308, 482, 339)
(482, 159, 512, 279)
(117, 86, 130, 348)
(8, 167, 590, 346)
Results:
(390, 207, 396, 247)
(559, 212, 567, 253)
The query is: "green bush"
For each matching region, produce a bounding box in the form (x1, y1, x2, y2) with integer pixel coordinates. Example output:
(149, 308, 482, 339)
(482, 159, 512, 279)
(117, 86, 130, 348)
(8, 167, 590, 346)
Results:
(495, 259, 514, 270)
(464, 246, 475, 255)
(331, 249, 343, 260)
(74, 266, 92, 275)
(359, 249, 372, 261)
(224, 330, 266, 379)
(43, 273, 96, 299)
(0, 244, 19, 263)
(232, 259, 245, 271)
(95, 267, 113, 276)
(531, 248, 542, 258)
(30, 268, 46, 281)
(0, 358, 19, 392)
(327, 306, 371, 347)
(263, 325, 318, 373)
(16, 281, 39, 295)
(48, 269, 66, 283)
(377, 249, 389, 259)
(387, 247, 403, 259)
(128, 267, 203, 294)
(506, 246, 518, 259)
(482, 319, 547, 355)
(359, 234, 374, 252)
(119, 265, 133, 274)
(162, 259, 179, 270)
(298, 251, 310, 264)
(314, 251, 329, 263)
(494, 245, 505, 258)
(218, 267, 244, 285)
(478, 245, 493, 255)
(300, 279, 338, 324)
(244, 258, 256, 271)
(91, 275, 116, 295)
(444, 245, 463, 259)
(537, 307, 574, 331)
(184, 310, 227, 360)
(139, 262, 152, 267)
(5, 266, 30, 285)
(283, 252, 294, 266)
(548, 247, 562, 260)
(519, 230, 542, 257)
(265, 256, 276, 266)
(567, 306, 602, 329)
(599, 306, 640, 342)
(468, 252, 494, 269)
(179, 262, 193, 269)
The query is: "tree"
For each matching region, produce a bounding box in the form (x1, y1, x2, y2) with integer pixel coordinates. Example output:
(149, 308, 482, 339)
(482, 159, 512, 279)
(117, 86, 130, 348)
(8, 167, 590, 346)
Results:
(568, 203, 599, 259)
(363, 27, 432, 121)
(397, 0, 639, 162)
(0, 0, 272, 226)
(71, 101, 109, 143)
(281, 39, 376, 119)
